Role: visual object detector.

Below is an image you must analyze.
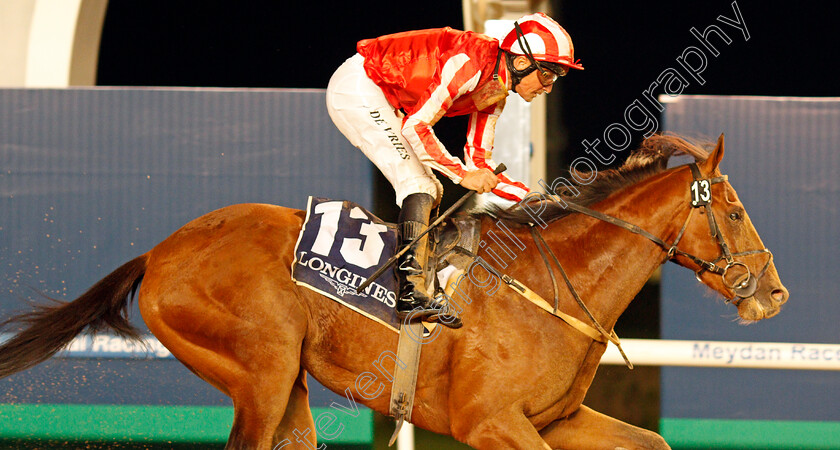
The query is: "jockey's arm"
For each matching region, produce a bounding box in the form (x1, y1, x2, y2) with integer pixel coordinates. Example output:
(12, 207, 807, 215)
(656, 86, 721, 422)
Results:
(401, 111, 469, 184)
(399, 56, 492, 186)
(402, 111, 502, 194)
(400, 56, 529, 201)
(464, 108, 531, 202)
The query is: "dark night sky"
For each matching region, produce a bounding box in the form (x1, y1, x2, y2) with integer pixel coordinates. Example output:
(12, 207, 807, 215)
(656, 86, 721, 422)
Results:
(97, 0, 836, 174)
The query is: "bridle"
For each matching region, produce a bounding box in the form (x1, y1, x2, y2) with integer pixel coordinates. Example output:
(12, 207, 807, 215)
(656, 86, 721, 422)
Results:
(680, 163, 773, 305)
(517, 162, 773, 367)
(548, 163, 773, 306)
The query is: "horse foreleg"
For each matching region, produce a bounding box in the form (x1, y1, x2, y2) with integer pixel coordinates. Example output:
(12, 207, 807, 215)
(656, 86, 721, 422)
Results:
(455, 409, 552, 450)
(539, 405, 670, 450)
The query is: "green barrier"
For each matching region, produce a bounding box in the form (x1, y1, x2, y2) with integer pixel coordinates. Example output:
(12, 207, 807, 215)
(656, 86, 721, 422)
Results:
(661, 418, 840, 449)
(0, 404, 372, 445)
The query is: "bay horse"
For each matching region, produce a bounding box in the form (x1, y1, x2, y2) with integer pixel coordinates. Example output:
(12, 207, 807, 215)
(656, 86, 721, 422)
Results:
(0, 134, 787, 449)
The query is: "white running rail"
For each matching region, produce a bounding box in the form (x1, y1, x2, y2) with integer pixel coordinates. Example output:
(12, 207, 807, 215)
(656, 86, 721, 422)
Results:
(600, 338, 840, 370)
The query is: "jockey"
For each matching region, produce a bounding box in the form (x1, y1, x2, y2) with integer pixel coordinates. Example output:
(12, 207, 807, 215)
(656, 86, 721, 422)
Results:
(326, 13, 583, 325)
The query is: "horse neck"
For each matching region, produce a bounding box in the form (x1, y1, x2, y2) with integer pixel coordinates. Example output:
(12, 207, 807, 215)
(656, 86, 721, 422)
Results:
(540, 168, 690, 328)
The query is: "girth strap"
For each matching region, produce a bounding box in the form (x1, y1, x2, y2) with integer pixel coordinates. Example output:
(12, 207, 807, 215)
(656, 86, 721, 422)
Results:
(530, 228, 633, 369)
(502, 274, 607, 343)
(475, 230, 633, 369)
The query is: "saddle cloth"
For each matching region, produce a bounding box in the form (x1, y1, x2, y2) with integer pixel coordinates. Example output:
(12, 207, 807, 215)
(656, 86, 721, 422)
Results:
(291, 197, 480, 332)
(292, 197, 401, 330)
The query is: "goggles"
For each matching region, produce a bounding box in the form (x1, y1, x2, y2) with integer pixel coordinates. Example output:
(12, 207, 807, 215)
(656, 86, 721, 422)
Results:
(536, 65, 568, 86)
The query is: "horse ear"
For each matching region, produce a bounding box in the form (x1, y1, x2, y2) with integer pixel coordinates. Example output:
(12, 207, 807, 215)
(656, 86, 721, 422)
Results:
(702, 133, 725, 171)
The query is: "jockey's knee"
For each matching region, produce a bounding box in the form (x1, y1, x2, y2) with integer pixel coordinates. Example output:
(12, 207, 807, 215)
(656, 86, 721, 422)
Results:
(396, 177, 442, 207)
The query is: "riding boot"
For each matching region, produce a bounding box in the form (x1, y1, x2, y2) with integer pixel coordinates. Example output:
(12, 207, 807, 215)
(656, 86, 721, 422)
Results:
(395, 193, 435, 320)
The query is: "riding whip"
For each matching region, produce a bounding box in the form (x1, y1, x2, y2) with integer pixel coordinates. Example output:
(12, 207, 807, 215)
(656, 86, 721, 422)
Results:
(357, 164, 506, 293)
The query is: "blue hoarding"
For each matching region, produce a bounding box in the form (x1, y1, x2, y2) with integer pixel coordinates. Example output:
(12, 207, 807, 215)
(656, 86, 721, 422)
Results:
(0, 88, 373, 436)
(660, 96, 840, 445)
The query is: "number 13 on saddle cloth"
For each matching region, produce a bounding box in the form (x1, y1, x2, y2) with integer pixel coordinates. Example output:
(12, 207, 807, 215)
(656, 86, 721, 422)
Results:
(292, 197, 475, 331)
(292, 197, 401, 329)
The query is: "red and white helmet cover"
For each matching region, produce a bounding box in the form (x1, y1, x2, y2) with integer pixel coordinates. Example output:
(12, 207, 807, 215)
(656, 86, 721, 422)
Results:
(500, 12, 583, 70)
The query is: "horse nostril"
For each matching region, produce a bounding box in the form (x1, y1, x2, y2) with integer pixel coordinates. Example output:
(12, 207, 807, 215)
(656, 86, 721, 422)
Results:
(771, 288, 788, 305)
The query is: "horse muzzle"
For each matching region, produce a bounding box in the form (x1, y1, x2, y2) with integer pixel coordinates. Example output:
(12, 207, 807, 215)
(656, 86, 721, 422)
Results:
(734, 279, 789, 321)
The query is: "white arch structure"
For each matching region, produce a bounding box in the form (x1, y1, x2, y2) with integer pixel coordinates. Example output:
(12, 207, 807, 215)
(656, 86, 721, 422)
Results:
(0, 0, 108, 87)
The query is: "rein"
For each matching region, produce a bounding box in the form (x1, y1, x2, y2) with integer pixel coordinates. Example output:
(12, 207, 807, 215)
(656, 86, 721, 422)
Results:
(492, 163, 773, 369)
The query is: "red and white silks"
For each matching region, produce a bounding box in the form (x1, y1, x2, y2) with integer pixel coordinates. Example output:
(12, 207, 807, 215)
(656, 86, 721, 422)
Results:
(326, 27, 531, 205)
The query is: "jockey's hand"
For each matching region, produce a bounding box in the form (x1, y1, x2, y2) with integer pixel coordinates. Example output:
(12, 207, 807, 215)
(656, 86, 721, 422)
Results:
(459, 168, 499, 194)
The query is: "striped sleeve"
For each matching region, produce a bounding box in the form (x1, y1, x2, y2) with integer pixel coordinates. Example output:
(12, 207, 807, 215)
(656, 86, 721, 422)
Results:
(464, 105, 531, 202)
(401, 53, 481, 183)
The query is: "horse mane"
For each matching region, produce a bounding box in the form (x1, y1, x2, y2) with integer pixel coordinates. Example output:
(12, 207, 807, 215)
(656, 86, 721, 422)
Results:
(476, 134, 713, 226)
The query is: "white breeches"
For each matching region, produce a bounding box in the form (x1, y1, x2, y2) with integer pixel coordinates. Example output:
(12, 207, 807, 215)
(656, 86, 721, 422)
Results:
(326, 53, 443, 207)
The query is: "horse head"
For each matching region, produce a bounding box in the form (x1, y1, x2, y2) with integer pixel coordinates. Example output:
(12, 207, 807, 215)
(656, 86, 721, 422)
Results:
(670, 134, 789, 321)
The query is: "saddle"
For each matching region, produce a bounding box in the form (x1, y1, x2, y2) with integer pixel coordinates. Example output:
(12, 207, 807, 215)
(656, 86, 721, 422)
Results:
(429, 212, 482, 298)
(433, 213, 481, 272)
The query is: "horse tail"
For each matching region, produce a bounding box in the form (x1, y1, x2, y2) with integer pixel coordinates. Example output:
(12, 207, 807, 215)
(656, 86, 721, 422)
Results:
(0, 254, 148, 378)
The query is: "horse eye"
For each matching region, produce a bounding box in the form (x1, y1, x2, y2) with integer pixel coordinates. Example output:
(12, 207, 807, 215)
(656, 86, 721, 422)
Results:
(729, 212, 742, 221)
